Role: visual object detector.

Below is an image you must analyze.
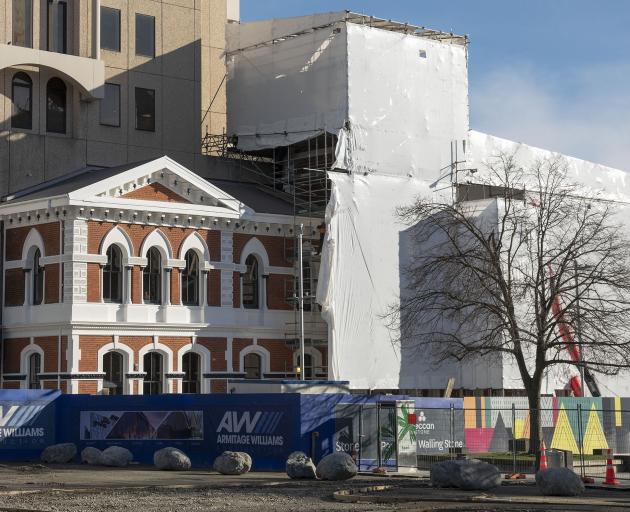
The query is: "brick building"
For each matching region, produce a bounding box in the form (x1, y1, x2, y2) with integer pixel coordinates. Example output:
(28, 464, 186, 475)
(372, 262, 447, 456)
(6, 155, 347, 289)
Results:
(0, 156, 327, 394)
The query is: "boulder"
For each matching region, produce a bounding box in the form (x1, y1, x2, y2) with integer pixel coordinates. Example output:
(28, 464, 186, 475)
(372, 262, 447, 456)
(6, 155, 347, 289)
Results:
(213, 451, 252, 475)
(431, 459, 501, 491)
(101, 446, 133, 467)
(286, 451, 317, 479)
(81, 447, 103, 465)
(154, 447, 191, 471)
(536, 467, 585, 496)
(41, 443, 77, 464)
(316, 452, 357, 481)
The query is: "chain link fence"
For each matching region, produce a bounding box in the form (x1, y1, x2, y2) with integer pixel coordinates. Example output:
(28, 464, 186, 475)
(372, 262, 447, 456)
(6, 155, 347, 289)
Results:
(341, 403, 630, 480)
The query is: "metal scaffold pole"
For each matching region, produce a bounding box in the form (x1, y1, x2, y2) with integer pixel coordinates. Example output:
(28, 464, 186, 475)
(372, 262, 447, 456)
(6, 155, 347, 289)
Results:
(298, 223, 305, 380)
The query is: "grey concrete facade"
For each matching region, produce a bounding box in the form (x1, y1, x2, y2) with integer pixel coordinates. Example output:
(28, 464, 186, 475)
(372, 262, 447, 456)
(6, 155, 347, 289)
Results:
(0, 0, 238, 195)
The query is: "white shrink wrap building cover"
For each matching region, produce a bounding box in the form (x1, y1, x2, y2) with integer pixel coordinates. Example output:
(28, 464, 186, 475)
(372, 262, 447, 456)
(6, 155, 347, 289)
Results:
(317, 173, 504, 390)
(227, 12, 469, 179)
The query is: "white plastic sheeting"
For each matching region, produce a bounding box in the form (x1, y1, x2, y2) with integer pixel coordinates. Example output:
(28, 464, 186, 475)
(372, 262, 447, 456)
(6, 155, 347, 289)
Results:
(317, 173, 504, 389)
(227, 14, 468, 178)
(468, 130, 630, 202)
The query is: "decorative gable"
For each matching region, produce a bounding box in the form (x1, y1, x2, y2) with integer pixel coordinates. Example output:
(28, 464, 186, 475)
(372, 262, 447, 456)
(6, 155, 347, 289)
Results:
(120, 182, 190, 203)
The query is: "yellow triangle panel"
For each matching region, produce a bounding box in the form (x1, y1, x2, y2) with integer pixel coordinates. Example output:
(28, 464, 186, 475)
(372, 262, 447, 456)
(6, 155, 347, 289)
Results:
(582, 403, 609, 455)
(551, 404, 578, 453)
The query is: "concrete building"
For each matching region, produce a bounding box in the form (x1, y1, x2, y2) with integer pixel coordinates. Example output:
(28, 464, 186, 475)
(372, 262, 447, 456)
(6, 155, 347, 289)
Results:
(0, 0, 239, 194)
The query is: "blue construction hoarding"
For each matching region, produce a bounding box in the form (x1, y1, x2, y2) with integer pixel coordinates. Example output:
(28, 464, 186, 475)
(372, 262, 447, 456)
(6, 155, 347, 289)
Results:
(0, 390, 60, 460)
(0, 390, 461, 470)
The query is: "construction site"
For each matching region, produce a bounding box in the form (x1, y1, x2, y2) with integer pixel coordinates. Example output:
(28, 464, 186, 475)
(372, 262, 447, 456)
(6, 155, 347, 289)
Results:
(195, 10, 630, 398)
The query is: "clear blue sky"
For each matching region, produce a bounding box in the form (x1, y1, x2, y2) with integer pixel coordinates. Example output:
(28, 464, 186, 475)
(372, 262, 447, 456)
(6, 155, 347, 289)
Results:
(240, 1, 630, 170)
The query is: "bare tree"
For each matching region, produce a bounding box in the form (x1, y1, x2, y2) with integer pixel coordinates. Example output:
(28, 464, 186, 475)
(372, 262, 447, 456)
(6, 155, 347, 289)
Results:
(393, 154, 630, 466)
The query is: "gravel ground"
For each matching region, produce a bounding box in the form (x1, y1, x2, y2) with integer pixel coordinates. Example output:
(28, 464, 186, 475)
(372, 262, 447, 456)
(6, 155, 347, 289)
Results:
(0, 464, 627, 512)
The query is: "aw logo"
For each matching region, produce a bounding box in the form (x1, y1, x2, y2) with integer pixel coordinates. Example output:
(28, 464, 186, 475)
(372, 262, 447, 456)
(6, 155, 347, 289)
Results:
(216, 410, 285, 447)
(217, 411, 284, 434)
(0, 404, 47, 441)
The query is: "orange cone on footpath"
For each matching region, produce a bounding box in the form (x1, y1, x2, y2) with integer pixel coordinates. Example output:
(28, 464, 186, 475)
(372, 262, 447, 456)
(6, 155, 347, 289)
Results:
(604, 448, 619, 485)
(539, 441, 548, 471)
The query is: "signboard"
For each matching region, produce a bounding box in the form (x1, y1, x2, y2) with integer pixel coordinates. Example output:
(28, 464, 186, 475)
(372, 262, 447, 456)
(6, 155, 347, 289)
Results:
(0, 390, 59, 457)
(80, 410, 203, 440)
(396, 400, 417, 469)
(415, 407, 465, 454)
(210, 407, 290, 458)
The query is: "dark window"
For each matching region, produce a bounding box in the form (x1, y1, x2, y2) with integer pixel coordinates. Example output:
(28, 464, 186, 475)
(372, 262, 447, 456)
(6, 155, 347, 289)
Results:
(242, 255, 259, 309)
(182, 352, 200, 393)
(297, 353, 314, 379)
(32, 248, 44, 305)
(244, 353, 261, 379)
(135, 87, 155, 131)
(11, 72, 32, 130)
(47, 0, 67, 53)
(143, 352, 163, 395)
(100, 6, 120, 52)
(135, 13, 155, 57)
(28, 353, 41, 389)
(103, 245, 123, 303)
(99, 83, 120, 127)
(143, 247, 161, 304)
(46, 77, 66, 134)
(12, 0, 32, 47)
(103, 352, 123, 395)
(181, 250, 199, 306)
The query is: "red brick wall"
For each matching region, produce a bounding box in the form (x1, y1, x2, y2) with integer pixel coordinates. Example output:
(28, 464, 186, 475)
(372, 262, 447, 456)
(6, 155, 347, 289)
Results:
(232, 338, 252, 371)
(5, 222, 60, 260)
(121, 183, 191, 203)
(4, 269, 25, 306)
(258, 339, 294, 373)
(87, 222, 220, 260)
(232, 271, 241, 308)
(131, 266, 141, 303)
(1, 382, 21, 389)
(86, 263, 101, 302)
(159, 337, 191, 371)
(170, 269, 180, 305)
(211, 379, 227, 393)
(197, 337, 227, 371)
(2, 338, 30, 373)
(208, 269, 221, 306)
(78, 381, 98, 394)
(78, 335, 112, 372)
(35, 336, 68, 372)
(233, 234, 293, 267)
(266, 274, 293, 310)
(44, 264, 60, 303)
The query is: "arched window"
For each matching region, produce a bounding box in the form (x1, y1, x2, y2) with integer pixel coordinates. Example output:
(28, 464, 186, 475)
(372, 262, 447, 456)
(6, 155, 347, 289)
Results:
(143, 247, 161, 304)
(103, 245, 123, 303)
(103, 352, 123, 395)
(182, 352, 200, 393)
(242, 255, 260, 309)
(28, 353, 41, 389)
(181, 250, 199, 306)
(143, 352, 163, 394)
(244, 352, 262, 379)
(11, 72, 32, 129)
(32, 248, 44, 305)
(297, 353, 314, 380)
(46, 77, 66, 133)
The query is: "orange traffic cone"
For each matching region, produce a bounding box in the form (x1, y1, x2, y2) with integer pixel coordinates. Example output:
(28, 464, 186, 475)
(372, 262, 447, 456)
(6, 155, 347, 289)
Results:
(539, 441, 548, 471)
(604, 448, 619, 485)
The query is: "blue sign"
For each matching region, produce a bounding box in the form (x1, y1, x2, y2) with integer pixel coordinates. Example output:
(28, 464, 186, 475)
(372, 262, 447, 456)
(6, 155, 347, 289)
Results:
(0, 390, 59, 459)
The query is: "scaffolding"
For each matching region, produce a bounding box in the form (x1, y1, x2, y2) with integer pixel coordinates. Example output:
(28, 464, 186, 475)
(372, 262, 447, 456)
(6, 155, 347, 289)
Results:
(202, 130, 335, 378)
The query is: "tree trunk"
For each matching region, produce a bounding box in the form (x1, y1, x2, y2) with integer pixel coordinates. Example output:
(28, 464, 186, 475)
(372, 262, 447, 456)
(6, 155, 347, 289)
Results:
(526, 378, 543, 471)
